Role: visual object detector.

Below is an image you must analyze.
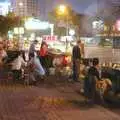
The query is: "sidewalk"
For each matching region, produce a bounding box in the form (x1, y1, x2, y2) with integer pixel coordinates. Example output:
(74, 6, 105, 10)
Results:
(0, 84, 119, 120)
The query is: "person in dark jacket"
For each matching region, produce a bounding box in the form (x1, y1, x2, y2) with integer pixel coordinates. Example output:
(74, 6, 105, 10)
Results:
(29, 40, 38, 57)
(72, 40, 81, 81)
(84, 58, 100, 103)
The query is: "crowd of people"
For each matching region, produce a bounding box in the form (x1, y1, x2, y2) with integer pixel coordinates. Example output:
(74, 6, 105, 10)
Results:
(0, 40, 49, 85)
(0, 39, 113, 103)
(72, 39, 112, 104)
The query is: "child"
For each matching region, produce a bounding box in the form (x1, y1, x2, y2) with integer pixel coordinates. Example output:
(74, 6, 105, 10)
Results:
(11, 51, 26, 83)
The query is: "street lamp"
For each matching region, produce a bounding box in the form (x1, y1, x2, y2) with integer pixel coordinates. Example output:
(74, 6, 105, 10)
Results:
(58, 5, 69, 36)
(69, 29, 75, 36)
(58, 5, 69, 51)
(58, 5, 67, 15)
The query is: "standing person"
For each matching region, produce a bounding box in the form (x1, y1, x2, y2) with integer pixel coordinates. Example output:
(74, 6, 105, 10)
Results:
(72, 40, 82, 82)
(29, 40, 38, 57)
(39, 42, 49, 75)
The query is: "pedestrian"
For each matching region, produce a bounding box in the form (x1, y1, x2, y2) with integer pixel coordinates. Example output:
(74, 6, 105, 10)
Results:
(39, 41, 49, 75)
(72, 40, 82, 82)
(29, 40, 38, 58)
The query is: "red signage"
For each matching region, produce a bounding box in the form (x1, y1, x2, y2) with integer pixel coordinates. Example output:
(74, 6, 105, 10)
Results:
(43, 35, 57, 42)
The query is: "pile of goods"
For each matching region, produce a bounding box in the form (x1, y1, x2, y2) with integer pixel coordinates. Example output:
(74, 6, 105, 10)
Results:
(102, 62, 120, 70)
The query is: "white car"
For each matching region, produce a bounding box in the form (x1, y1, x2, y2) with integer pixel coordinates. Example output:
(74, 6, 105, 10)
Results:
(48, 41, 72, 53)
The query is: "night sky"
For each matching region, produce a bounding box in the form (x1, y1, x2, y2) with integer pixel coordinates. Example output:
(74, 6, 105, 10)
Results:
(1, 0, 102, 15)
(1, 0, 119, 15)
(39, 0, 120, 18)
(38, 0, 98, 16)
(1, 0, 114, 16)
(56, 0, 98, 14)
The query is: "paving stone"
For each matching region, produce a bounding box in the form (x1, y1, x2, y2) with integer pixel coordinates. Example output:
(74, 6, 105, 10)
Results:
(0, 85, 119, 120)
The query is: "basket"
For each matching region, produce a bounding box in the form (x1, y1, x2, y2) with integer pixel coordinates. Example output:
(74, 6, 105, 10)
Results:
(49, 68, 55, 75)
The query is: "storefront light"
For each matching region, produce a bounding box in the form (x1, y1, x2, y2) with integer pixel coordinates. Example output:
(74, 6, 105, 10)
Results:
(19, 27, 24, 34)
(14, 28, 19, 34)
(8, 34, 13, 39)
(25, 19, 50, 30)
(69, 29, 75, 36)
(30, 33, 35, 38)
(92, 20, 104, 29)
(24, 37, 27, 40)
(29, 37, 34, 41)
(36, 37, 42, 41)
(14, 27, 24, 34)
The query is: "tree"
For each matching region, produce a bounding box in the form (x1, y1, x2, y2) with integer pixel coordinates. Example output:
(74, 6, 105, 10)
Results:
(72, 14, 86, 39)
(0, 12, 24, 38)
(49, 5, 86, 38)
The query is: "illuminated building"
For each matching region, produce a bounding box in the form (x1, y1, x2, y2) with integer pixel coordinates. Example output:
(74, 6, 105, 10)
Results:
(39, 0, 54, 20)
(11, 0, 40, 18)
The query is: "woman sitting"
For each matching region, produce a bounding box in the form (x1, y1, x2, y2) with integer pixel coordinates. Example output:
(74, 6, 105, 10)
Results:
(11, 51, 26, 83)
(84, 58, 101, 103)
(28, 53, 45, 85)
(84, 58, 112, 104)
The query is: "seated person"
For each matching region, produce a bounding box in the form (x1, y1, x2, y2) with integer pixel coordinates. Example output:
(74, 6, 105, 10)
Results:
(11, 51, 26, 83)
(28, 53, 45, 84)
(85, 58, 112, 103)
(84, 58, 100, 102)
(88, 58, 101, 80)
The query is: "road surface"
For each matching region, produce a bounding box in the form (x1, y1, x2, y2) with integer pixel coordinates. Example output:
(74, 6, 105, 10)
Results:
(85, 46, 120, 63)
(0, 83, 119, 120)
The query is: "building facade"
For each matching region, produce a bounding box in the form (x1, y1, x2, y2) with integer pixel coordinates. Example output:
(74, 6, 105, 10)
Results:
(11, 0, 40, 18)
(39, 0, 54, 20)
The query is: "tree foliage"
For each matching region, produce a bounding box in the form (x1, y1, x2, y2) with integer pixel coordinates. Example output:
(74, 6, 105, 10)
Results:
(0, 12, 24, 37)
(49, 5, 85, 37)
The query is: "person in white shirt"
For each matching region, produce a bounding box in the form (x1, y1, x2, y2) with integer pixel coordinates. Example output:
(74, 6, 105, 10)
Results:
(28, 53, 45, 85)
(11, 51, 26, 83)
